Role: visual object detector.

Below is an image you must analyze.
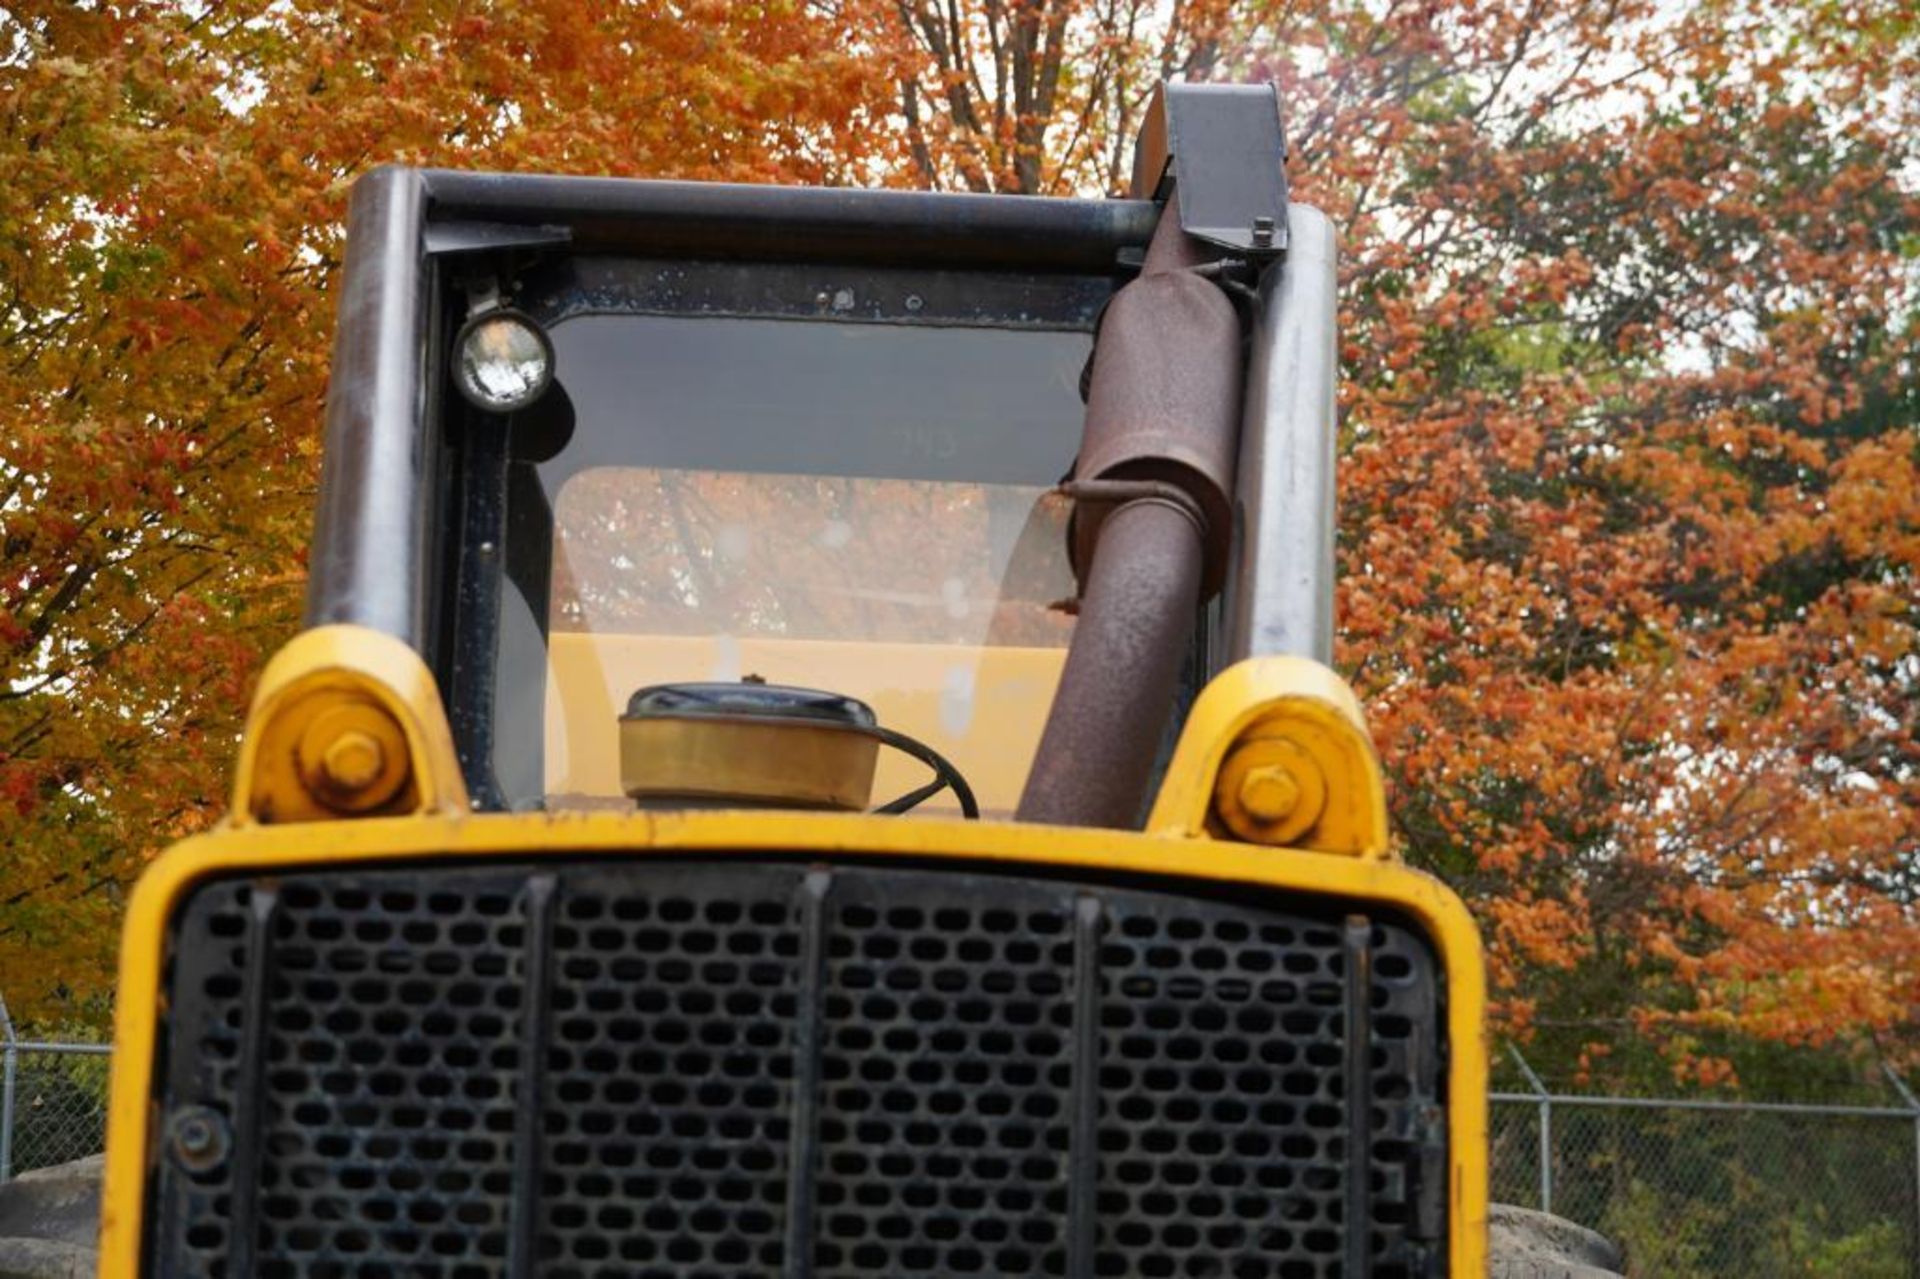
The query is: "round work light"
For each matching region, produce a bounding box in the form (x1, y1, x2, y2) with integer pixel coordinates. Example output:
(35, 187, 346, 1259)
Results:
(453, 309, 554, 413)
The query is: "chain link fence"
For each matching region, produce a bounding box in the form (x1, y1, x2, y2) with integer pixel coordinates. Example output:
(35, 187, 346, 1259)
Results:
(2, 1005, 1917, 1278)
(1492, 1088, 1920, 1277)
(0, 999, 111, 1182)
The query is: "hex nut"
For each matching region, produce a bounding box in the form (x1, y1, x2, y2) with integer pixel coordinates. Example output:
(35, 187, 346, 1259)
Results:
(166, 1105, 231, 1174)
(295, 701, 409, 813)
(1238, 763, 1302, 823)
(321, 729, 386, 793)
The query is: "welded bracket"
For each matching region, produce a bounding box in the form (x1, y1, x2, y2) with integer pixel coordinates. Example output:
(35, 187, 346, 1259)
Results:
(1147, 656, 1391, 856)
(1130, 82, 1290, 257)
(229, 624, 470, 825)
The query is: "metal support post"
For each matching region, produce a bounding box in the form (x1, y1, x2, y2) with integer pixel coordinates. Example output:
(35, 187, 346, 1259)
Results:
(0, 994, 16, 1183)
(1884, 1064, 1920, 1264)
(1226, 203, 1339, 665)
(1510, 1045, 1552, 1215)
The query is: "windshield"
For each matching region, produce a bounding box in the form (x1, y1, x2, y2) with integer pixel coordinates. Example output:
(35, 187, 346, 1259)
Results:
(483, 309, 1091, 817)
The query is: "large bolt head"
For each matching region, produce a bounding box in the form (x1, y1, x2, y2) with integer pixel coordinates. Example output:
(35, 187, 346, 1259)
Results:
(321, 729, 387, 792)
(1212, 736, 1327, 845)
(1237, 764, 1301, 823)
(295, 701, 409, 813)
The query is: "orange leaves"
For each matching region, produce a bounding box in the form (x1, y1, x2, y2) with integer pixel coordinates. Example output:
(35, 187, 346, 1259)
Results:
(0, 0, 905, 1025)
(0, 0, 1912, 1089)
(1309, 0, 1920, 1086)
(1487, 893, 1594, 973)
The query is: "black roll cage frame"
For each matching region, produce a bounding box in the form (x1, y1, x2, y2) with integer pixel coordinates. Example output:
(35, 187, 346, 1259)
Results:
(303, 84, 1336, 811)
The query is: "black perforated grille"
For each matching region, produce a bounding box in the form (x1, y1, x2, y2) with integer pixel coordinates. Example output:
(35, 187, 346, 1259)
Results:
(151, 860, 1448, 1279)
(814, 882, 1079, 1277)
(542, 869, 802, 1277)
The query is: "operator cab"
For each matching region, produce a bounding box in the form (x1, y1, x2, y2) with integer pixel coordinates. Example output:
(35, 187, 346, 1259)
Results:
(343, 83, 1324, 828)
(296, 82, 1338, 833)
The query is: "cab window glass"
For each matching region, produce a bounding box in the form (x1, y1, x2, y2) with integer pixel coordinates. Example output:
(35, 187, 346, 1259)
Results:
(488, 312, 1091, 817)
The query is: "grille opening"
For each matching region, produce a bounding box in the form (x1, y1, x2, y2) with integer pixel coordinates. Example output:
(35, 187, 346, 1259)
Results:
(152, 862, 1445, 1278)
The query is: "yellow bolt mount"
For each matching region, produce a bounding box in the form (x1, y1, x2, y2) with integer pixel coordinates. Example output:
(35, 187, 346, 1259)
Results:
(1149, 656, 1390, 858)
(230, 625, 468, 825)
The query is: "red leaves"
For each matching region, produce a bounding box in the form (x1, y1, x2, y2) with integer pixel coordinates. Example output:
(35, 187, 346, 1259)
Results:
(0, 759, 45, 819)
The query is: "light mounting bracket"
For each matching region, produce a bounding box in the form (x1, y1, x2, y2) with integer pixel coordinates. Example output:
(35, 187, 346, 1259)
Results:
(1130, 82, 1290, 259)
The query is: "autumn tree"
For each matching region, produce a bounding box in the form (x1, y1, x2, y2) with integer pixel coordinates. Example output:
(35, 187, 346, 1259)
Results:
(0, 0, 895, 1016)
(1224, 0, 1920, 1087)
(2, 0, 1915, 1099)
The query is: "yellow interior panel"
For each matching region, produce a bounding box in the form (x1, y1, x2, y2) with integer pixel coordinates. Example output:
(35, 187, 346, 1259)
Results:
(546, 632, 1068, 816)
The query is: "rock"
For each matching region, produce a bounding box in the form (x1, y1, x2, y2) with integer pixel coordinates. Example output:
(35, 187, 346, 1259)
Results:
(0, 1156, 100, 1278)
(0, 1238, 93, 1279)
(0, 1157, 100, 1249)
(1489, 1202, 1627, 1278)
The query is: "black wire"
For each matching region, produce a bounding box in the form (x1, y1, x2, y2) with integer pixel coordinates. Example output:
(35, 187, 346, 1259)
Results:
(871, 776, 949, 816)
(868, 725, 980, 819)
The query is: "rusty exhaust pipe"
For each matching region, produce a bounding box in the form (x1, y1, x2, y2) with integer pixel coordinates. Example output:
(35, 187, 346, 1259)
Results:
(1017, 196, 1245, 827)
